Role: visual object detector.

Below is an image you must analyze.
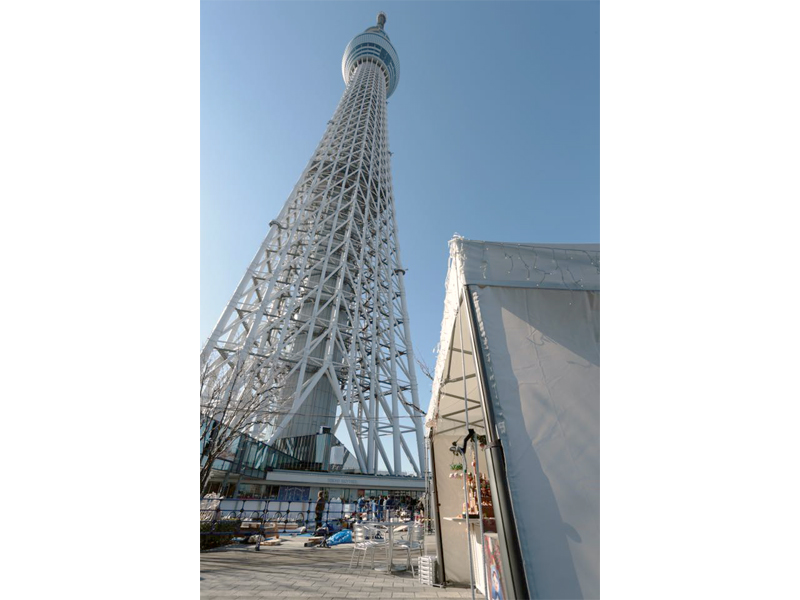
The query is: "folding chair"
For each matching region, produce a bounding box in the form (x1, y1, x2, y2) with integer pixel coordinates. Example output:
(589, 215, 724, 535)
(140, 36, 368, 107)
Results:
(394, 522, 424, 576)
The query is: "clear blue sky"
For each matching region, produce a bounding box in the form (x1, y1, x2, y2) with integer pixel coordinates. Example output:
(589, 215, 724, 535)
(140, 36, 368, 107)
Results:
(201, 0, 599, 419)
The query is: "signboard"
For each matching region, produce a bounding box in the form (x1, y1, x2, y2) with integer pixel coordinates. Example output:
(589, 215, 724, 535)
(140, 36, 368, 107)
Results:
(484, 533, 507, 600)
(277, 486, 310, 502)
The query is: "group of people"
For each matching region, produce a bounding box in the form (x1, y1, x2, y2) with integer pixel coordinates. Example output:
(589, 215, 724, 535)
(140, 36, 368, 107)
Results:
(353, 494, 424, 521)
(311, 491, 427, 530)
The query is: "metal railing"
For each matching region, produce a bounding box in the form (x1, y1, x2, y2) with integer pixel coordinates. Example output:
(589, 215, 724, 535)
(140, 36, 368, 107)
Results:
(200, 498, 423, 548)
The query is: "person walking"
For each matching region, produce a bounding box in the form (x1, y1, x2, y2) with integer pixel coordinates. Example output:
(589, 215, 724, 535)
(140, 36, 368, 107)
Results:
(356, 494, 365, 520)
(315, 491, 326, 531)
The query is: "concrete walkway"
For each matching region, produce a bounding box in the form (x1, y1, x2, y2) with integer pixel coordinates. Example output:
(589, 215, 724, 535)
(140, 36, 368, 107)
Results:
(200, 535, 482, 599)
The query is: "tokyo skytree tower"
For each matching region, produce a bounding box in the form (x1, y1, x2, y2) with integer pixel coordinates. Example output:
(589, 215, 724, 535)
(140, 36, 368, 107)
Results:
(201, 13, 424, 476)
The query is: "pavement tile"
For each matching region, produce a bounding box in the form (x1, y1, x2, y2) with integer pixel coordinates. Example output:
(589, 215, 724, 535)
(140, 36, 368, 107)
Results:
(201, 535, 484, 600)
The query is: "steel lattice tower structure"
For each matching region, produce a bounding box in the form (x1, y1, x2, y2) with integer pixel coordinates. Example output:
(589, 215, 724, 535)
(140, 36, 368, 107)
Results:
(202, 13, 424, 477)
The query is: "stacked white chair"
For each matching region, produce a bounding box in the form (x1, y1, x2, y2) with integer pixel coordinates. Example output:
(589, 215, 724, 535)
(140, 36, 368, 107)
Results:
(417, 555, 438, 586)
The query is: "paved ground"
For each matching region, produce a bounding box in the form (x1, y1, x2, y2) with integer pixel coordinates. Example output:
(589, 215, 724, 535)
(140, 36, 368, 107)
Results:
(200, 534, 482, 599)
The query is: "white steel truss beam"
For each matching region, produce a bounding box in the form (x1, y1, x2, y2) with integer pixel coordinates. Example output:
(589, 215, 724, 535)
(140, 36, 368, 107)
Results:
(202, 46, 423, 476)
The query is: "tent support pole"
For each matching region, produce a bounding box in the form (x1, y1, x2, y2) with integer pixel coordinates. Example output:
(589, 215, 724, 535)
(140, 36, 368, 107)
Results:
(470, 435, 490, 597)
(465, 286, 533, 600)
(457, 299, 477, 600)
(428, 431, 447, 587)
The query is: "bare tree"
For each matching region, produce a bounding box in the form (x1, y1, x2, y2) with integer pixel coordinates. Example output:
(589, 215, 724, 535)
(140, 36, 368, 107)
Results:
(416, 356, 435, 381)
(200, 358, 286, 496)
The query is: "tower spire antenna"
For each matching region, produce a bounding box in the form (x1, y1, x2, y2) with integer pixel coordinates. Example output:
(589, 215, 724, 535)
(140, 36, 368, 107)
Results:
(377, 11, 386, 29)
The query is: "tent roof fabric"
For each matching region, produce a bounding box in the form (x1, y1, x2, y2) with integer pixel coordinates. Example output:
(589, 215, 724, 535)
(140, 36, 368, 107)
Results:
(426, 237, 600, 428)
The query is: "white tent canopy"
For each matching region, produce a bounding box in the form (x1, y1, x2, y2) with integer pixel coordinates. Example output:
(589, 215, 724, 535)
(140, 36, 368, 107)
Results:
(427, 237, 599, 600)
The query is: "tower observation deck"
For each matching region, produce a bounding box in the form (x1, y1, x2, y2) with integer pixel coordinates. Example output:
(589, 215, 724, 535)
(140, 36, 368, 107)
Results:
(201, 14, 424, 477)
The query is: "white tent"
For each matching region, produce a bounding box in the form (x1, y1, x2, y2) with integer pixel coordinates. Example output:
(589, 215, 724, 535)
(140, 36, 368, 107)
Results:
(426, 237, 599, 599)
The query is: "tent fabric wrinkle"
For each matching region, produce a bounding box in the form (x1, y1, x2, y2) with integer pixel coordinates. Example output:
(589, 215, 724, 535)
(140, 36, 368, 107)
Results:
(427, 237, 599, 429)
(458, 239, 599, 290)
(473, 284, 599, 600)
